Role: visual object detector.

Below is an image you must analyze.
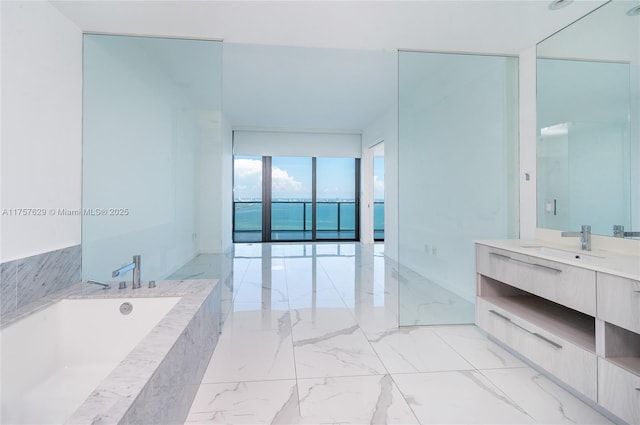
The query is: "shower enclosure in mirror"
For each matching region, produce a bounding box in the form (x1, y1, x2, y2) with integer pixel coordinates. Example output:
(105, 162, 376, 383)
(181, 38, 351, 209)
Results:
(398, 51, 519, 326)
(536, 0, 640, 238)
(82, 34, 223, 281)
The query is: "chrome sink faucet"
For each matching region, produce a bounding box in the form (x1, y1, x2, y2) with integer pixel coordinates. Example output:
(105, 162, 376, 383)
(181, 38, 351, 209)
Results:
(112, 255, 141, 289)
(561, 225, 591, 251)
(613, 225, 640, 238)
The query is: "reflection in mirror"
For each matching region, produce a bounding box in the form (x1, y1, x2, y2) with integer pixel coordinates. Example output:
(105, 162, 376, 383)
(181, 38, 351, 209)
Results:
(537, 0, 640, 238)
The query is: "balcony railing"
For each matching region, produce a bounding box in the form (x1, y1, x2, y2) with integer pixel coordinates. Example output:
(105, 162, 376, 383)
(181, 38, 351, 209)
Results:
(233, 200, 384, 241)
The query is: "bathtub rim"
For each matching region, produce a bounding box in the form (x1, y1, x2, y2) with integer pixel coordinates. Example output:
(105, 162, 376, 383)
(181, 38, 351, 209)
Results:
(0, 279, 219, 424)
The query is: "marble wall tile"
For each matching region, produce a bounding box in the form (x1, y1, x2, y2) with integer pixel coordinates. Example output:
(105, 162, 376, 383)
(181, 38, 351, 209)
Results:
(1, 261, 17, 317)
(1, 245, 80, 318)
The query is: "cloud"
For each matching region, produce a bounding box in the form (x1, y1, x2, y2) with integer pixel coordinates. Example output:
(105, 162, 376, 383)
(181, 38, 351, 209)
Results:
(234, 158, 304, 199)
(272, 167, 303, 193)
(234, 158, 262, 178)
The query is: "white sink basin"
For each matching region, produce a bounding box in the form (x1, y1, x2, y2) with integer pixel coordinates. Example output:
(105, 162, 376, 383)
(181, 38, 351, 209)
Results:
(520, 245, 603, 261)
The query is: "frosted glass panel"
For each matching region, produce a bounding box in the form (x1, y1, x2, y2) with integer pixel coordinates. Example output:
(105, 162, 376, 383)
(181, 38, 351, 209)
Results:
(398, 51, 519, 326)
(82, 35, 222, 282)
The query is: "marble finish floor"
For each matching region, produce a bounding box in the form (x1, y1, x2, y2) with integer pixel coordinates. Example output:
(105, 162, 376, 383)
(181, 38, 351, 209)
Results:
(183, 243, 611, 424)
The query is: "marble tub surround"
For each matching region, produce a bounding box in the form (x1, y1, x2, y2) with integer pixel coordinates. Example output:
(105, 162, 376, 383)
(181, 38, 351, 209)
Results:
(1, 278, 219, 424)
(186, 242, 611, 424)
(63, 279, 220, 425)
(0, 244, 81, 318)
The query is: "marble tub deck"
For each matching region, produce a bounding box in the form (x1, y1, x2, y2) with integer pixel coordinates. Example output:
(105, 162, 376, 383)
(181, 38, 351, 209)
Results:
(182, 243, 612, 424)
(1, 278, 220, 424)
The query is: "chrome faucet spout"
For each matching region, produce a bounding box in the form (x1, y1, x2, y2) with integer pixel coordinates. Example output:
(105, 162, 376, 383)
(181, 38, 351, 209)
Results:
(112, 255, 141, 289)
(87, 280, 110, 290)
(561, 225, 591, 251)
(613, 225, 640, 238)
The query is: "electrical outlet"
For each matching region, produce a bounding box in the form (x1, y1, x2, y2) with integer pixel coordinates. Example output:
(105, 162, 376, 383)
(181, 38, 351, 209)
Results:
(432, 247, 438, 256)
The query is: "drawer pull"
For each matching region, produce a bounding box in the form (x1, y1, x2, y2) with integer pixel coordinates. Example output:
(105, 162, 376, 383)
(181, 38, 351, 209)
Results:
(489, 309, 563, 349)
(489, 252, 562, 273)
(489, 309, 512, 322)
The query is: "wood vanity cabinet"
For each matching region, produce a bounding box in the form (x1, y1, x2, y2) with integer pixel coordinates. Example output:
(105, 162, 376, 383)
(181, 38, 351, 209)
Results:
(476, 242, 640, 423)
(597, 273, 640, 334)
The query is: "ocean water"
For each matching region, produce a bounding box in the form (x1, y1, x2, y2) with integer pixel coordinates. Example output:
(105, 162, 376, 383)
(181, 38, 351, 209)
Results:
(234, 201, 384, 231)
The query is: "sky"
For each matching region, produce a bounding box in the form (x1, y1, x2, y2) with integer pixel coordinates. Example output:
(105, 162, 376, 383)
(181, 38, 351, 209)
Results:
(234, 156, 371, 201)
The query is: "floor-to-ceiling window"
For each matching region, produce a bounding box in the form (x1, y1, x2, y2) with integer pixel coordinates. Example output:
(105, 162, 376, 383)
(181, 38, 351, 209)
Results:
(271, 157, 313, 241)
(316, 157, 359, 240)
(233, 156, 263, 242)
(233, 155, 360, 242)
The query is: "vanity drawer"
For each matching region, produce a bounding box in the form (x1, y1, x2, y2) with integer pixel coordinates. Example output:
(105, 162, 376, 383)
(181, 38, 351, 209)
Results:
(597, 273, 640, 334)
(476, 245, 596, 316)
(598, 358, 640, 424)
(477, 297, 598, 400)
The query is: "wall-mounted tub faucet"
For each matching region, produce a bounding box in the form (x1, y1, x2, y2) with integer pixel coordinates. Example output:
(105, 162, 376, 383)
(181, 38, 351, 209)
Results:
(112, 255, 141, 289)
(561, 225, 591, 251)
(87, 280, 111, 290)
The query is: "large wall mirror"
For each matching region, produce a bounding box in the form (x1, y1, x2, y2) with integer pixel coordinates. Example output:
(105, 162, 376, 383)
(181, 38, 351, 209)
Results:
(536, 0, 640, 238)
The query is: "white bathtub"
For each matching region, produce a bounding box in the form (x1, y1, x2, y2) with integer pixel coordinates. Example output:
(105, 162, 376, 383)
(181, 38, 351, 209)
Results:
(1, 296, 180, 424)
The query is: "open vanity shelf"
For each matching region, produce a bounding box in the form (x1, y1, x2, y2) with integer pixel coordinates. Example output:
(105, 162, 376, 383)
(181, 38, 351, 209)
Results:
(479, 276, 595, 352)
(475, 241, 640, 424)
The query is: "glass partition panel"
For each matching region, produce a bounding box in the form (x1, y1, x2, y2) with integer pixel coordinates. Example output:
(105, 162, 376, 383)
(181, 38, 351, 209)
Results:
(82, 35, 222, 282)
(398, 51, 519, 326)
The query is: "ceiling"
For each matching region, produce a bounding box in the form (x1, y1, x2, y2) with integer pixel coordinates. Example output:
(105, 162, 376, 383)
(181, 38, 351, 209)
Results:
(51, 0, 608, 131)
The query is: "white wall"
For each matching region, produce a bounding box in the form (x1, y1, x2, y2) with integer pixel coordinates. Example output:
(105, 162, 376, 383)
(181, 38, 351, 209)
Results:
(1, 1, 82, 262)
(519, 46, 538, 239)
(362, 104, 399, 261)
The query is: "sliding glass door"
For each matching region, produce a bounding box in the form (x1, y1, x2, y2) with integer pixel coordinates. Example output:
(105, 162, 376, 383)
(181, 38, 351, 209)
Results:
(271, 157, 313, 241)
(233, 156, 359, 242)
(233, 156, 263, 242)
(316, 157, 358, 240)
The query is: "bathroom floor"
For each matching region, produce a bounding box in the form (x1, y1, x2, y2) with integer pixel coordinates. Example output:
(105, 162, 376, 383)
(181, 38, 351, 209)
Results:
(175, 243, 611, 424)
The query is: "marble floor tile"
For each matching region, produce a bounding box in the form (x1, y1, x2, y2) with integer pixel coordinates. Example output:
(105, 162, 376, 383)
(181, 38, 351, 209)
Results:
(350, 304, 399, 337)
(290, 307, 358, 337)
(184, 242, 609, 425)
(201, 327, 295, 383)
(293, 326, 388, 378)
(225, 301, 291, 331)
(393, 370, 536, 424)
(432, 325, 526, 369)
(480, 367, 612, 424)
(297, 375, 419, 424)
(369, 327, 474, 373)
(232, 278, 289, 304)
(287, 287, 347, 310)
(186, 380, 299, 424)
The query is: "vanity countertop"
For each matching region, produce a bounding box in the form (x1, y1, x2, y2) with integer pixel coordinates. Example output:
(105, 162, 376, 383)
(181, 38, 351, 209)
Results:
(476, 239, 640, 281)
